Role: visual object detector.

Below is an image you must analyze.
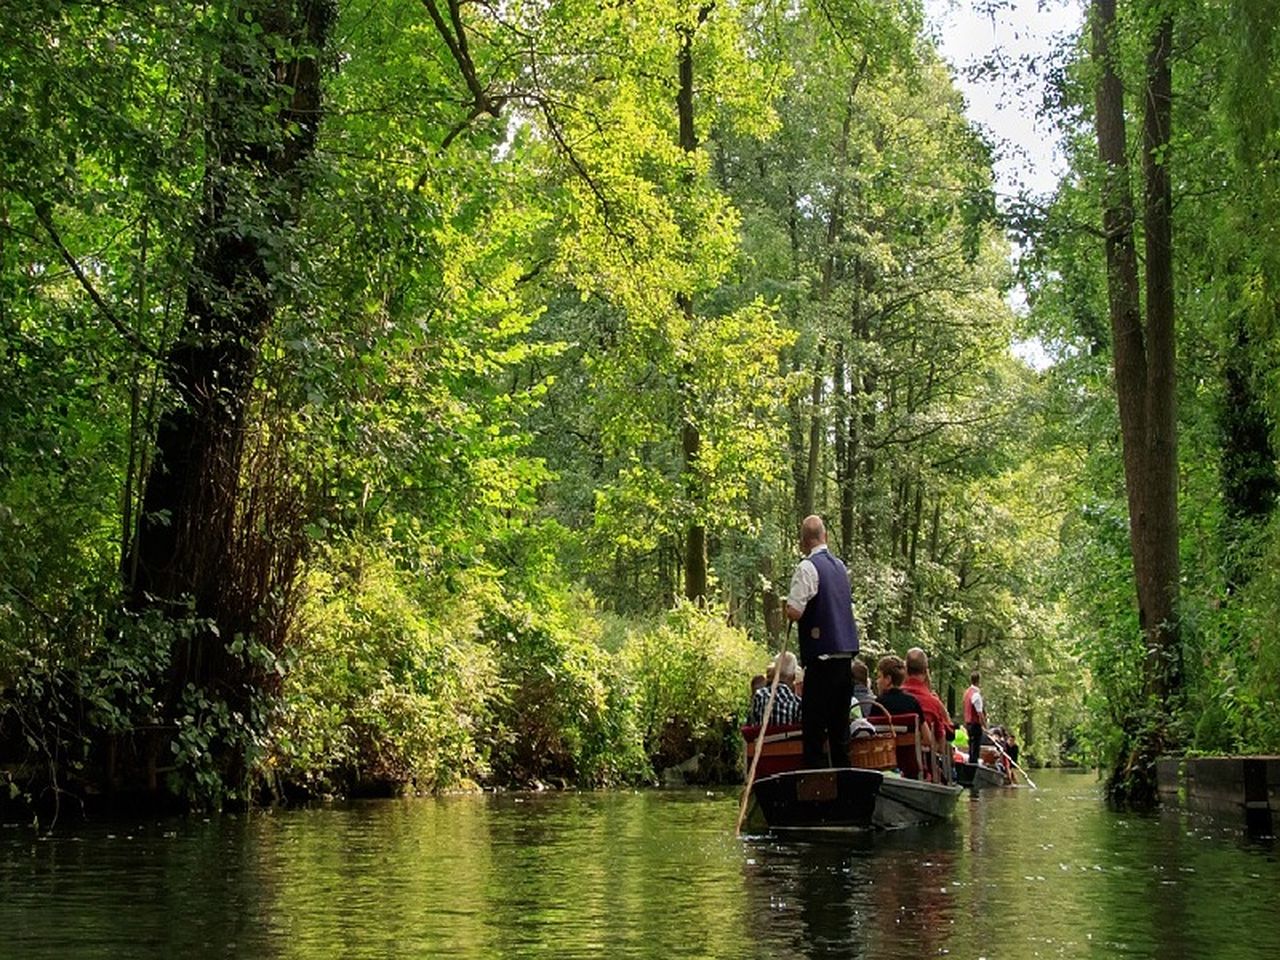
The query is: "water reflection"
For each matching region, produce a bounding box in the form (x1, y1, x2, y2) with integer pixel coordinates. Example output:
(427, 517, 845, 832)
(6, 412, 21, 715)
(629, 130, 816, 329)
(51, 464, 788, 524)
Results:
(740, 824, 961, 959)
(3, 772, 1279, 959)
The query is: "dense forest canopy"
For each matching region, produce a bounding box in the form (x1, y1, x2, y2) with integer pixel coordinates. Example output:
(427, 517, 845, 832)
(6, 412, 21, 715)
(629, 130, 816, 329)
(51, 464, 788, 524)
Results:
(1, 0, 1277, 813)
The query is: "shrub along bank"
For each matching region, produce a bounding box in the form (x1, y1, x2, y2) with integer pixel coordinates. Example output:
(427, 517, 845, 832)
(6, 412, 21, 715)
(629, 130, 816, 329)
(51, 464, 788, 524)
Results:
(1, 539, 764, 817)
(269, 543, 765, 798)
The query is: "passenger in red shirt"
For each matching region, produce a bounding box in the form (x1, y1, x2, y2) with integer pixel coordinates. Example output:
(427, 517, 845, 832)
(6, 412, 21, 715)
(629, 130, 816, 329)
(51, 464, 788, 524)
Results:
(902, 648, 954, 776)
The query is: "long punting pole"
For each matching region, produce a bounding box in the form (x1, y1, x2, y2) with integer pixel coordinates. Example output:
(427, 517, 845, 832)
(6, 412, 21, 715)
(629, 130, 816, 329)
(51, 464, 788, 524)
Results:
(735, 621, 793, 835)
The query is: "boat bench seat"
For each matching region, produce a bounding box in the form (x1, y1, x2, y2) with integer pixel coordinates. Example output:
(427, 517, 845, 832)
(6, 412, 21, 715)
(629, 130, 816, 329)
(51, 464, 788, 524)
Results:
(741, 723, 805, 778)
(741, 714, 938, 781)
(868, 713, 932, 781)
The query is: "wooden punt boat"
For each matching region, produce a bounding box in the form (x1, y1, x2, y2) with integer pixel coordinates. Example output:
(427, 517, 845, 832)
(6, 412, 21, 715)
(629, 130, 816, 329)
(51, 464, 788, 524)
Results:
(741, 715, 963, 833)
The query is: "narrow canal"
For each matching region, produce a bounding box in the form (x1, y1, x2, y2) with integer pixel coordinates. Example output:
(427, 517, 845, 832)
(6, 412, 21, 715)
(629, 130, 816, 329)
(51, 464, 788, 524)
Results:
(3, 770, 1276, 958)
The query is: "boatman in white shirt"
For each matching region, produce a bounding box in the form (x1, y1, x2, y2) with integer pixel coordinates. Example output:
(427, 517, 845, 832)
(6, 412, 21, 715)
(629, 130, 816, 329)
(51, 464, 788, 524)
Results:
(963, 670, 987, 765)
(784, 515, 860, 769)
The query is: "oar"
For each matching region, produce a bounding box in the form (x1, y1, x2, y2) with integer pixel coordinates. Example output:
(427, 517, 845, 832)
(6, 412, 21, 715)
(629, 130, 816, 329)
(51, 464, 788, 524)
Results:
(982, 725, 1037, 789)
(735, 621, 793, 835)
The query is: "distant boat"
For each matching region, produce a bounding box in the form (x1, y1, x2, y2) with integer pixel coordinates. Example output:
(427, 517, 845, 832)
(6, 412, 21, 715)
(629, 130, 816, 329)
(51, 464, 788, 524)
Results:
(741, 714, 963, 833)
(955, 761, 1011, 790)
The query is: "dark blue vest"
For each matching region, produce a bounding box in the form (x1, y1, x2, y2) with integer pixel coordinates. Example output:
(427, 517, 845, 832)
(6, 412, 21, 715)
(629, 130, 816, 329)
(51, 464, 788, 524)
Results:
(798, 549, 858, 665)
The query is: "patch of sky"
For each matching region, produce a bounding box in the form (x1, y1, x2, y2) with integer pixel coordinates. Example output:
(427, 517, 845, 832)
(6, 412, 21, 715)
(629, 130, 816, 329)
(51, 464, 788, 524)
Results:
(924, 1, 1085, 370)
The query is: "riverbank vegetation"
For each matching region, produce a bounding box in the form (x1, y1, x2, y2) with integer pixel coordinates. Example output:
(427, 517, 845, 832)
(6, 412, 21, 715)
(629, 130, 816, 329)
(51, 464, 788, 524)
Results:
(2, 0, 1278, 815)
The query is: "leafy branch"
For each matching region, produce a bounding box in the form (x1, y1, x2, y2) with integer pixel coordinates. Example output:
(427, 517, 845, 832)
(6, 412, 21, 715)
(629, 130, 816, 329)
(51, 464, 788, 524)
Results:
(30, 200, 160, 360)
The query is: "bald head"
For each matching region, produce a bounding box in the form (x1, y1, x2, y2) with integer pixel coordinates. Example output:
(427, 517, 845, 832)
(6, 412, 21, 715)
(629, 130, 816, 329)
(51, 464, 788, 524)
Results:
(800, 515, 827, 551)
(906, 647, 929, 677)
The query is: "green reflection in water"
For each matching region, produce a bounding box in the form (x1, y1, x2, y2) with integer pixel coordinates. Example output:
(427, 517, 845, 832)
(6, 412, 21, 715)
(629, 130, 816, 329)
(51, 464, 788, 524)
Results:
(3, 771, 1277, 959)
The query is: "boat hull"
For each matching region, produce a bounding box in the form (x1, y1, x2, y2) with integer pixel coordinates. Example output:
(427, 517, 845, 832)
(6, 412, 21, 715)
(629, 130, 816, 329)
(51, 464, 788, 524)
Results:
(873, 776, 964, 828)
(750, 768, 962, 834)
(751, 768, 883, 833)
(956, 761, 1009, 790)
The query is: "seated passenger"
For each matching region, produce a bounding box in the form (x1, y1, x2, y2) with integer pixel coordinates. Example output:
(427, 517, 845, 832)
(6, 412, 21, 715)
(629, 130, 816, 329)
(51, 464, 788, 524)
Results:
(1002, 729, 1022, 782)
(874, 655, 930, 747)
(850, 658, 877, 719)
(902, 647, 953, 748)
(747, 652, 803, 727)
(993, 725, 1020, 766)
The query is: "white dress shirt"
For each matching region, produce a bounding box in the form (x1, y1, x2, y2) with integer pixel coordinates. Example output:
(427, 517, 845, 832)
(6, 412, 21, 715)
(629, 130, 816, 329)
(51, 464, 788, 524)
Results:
(786, 544, 829, 615)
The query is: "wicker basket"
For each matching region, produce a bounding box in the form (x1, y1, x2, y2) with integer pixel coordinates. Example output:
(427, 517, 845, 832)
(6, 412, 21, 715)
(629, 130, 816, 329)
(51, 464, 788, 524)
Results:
(850, 732, 897, 770)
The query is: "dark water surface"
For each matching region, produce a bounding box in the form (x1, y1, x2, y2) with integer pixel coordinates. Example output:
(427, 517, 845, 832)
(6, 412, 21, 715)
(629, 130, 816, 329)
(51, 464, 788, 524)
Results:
(3, 770, 1277, 959)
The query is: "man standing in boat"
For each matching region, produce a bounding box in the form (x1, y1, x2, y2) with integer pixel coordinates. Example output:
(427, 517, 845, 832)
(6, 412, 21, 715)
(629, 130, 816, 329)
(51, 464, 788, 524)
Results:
(784, 515, 859, 769)
(963, 671, 987, 765)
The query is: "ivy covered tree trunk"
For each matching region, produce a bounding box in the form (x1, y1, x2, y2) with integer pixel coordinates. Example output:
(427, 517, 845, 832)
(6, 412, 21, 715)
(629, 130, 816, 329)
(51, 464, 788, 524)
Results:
(126, 0, 332, 799)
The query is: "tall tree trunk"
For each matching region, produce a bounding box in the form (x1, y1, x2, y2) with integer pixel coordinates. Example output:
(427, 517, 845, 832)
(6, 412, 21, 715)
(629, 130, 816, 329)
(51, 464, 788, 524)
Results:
(1140, 12, 1179, 703)
(859, 366, 877, 552)
(1093, 0, 1147, 573)
(1092, 0, 1180, 805)
(801, 340, 826, 518)
(843, 270, 867, 558)
(788, 353, 808, 529)
(900, 476, 923, 633)
(840, 424, 856, 558)
(131, 2, 328, 621)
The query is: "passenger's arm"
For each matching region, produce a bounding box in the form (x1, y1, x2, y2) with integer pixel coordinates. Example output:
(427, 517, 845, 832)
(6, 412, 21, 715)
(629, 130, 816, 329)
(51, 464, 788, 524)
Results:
(921, 714, 934, 750)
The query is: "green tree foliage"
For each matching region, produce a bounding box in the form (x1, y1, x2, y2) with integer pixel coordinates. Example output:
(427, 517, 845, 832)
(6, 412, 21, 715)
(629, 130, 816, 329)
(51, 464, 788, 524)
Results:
(3, 0, 1114, 810)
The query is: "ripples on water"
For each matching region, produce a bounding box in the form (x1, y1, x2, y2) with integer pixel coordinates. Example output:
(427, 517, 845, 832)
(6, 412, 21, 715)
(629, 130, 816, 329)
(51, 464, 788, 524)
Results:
(2, 771, 1277, 959)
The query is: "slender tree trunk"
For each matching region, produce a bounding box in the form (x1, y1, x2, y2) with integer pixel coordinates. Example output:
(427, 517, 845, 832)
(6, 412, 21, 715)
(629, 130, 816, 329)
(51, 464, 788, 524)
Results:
(1140, 12, 1179, 701)
(801, 340, 826, 518)
(927, 495, 941, 565)
(842, 269, 864, 558)
(786, 182, 800, 270)
(840, 423, 856, 557)
(900, 476, 923, 632)
(788, 354, 808, 529)
(833, 340, 848, 548)
(677, 15, 709, 601)
(859, 368, 877, 552)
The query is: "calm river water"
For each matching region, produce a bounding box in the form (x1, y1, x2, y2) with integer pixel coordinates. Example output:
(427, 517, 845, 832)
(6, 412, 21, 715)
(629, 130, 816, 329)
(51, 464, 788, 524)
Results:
(2, 770, 1277, 959)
